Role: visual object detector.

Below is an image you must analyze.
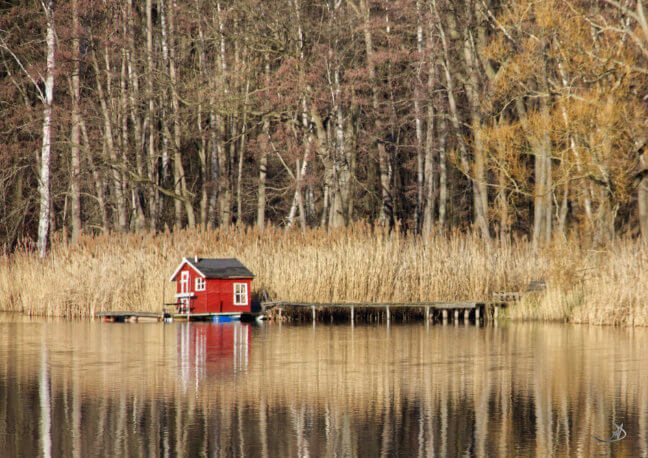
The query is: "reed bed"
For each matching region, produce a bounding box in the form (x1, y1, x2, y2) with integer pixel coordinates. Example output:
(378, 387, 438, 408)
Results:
(0, 223, 646, 325)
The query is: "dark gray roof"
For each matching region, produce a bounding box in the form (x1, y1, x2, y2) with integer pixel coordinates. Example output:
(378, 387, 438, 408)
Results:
(187, 257, 254, 279)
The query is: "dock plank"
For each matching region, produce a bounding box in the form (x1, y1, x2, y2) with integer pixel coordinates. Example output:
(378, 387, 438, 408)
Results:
(96, 311, 161, 321)
(96, 311, 160, 318)
(261, 301, 482, 309)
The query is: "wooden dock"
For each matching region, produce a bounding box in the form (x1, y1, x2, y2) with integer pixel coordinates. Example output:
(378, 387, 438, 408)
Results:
(95, 311, 161, 322)
(261, 300, 509, 325)
(97, 291, 529, 325)
(97, 304, 265, 323)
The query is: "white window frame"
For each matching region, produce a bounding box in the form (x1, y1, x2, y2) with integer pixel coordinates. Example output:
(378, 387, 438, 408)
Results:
(195, 277, 206, 291)
(234, 283, 248, 306)
(180, 271, 189, 294)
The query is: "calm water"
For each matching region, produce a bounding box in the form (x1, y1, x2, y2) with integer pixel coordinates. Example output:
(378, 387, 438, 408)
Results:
(0, 315, 646, 457)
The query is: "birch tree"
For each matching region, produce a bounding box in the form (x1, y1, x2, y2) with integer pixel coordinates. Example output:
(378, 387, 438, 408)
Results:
(38, 0, 56, 256)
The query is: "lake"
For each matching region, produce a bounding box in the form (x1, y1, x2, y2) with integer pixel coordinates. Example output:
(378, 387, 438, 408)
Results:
(0, 315, 646, 456)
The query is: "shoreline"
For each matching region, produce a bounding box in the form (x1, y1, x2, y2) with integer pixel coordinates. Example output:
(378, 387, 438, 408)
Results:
(0, 225, 646, 326)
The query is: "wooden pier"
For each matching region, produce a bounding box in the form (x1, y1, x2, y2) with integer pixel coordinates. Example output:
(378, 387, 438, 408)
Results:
(96, 311, 161, 322)
(97, 302, 265, 323)
(261, 300, 508, 325)
(97, 289, 532, 325)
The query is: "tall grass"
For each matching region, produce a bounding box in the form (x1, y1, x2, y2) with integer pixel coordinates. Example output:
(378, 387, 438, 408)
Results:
(0, 223, 646, 325)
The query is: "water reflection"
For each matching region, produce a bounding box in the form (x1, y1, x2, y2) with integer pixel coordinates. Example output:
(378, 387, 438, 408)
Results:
(0, 319, 646, 456)
(178, 322, 249, 389)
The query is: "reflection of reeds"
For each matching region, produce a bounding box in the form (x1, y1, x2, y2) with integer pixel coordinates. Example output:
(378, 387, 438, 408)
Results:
(0, 224, 647, 325)
(0, 322, 646, 455)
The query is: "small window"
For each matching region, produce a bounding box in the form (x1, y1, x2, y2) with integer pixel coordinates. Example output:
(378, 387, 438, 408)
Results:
(195, 277, 206, 291)
(180, 271, 189, 293)
(234, 283, 248, 306)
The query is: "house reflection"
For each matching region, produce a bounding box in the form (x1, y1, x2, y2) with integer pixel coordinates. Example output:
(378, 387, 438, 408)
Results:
(178, 322, 250, 388)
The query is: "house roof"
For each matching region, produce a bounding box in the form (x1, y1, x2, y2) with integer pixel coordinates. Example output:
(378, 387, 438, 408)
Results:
(169, 257, 255, 282)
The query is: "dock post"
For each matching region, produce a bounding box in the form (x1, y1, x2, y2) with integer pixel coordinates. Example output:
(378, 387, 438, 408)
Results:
(454, 309, 459, 324)
(425, 306, 430, 322)
(464, 309, 470, 324)
(351, 306, 354, 324)
(312, 306, 316, 323)
(475, 306, 480, 324)
(493, 305, 499, 321)
(442, 309, 448, 325)
(386, 306, 391, 323)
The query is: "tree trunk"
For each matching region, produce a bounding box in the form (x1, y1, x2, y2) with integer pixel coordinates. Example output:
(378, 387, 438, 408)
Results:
(496, 136, 509, 239)
(217, 2, 232, 228)
(80, 117, 109, 233)
(310, 105, 331, 227)
(461, 24, 490, 239)
(344, 102, 357, 223)
(414, 0, 425, 232)
(125, 0, 146, 231)
(236, 81, 250, 225)
(207, 109, 220, 228)
(532, 109, 552, 244)
(530, 43, 553, 245)
(423, 17, 439, 234)
(556, 50, 593, 232)
(163, 0, 195, 228)
(119, 44, 134, 229)
(361, 0, 393, 227)
(219, 121, 232, 228)
(91, 50, 128, 231)
(422, 103, 437, 236)
(544, 140, 552, 242)
(197, 102, 209, 227)
(146, 0, 159, 232)
(329, 66, 348, 228)
(195, 6, 209, 227)
(37, 0, 56, 258)
(69, 0, 82, 244)
(257, 116, 269, 231)
(286, 98, 311, 231)
(438, 115, 448, 228)
(639, 176, 648, 240)
(434, 0, 473, 232)
(558, 182, 569, 237)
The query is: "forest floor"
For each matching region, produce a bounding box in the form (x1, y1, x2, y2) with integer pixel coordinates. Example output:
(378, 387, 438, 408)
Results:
(0, 224, 646, 326)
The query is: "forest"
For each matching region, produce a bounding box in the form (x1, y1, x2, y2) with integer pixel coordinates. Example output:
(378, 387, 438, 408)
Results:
(1, 0, 648, 256)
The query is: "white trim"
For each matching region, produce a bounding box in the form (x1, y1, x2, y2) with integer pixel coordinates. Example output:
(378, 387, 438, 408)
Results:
(234, 283, 248, 306)
(168, 258, 206, 282)
(195, 277, 206, 291)
(174, 292, 196, 298)
(180, 271, 190, 294)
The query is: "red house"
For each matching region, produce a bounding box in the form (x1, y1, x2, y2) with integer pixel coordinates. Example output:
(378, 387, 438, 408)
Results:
(169, 257, 254, 318)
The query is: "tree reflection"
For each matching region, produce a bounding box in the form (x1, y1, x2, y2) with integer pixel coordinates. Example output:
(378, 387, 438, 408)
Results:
(0, 321, 645, 456)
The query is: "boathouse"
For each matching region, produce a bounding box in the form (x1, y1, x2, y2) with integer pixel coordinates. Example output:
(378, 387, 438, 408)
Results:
(169, 257, 254, 317)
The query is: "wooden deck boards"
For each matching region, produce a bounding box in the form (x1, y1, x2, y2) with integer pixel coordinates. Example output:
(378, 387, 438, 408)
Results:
(96, 311, 161, 322)
(96, 311, 160, 318)
(96, 297, 516, 324)
(261, 301, 489, 309)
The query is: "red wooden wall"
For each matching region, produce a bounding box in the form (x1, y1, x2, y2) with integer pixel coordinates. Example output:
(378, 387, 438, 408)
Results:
(175, 264, 252, 314)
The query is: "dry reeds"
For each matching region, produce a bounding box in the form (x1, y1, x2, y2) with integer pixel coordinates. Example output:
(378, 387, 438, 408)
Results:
(0, 224, 646, 325)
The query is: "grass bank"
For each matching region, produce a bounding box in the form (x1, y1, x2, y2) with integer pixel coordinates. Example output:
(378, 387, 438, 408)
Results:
(0, 224, 646, 325)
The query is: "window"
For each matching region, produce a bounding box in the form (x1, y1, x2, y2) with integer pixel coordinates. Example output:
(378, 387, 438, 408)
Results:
(234, 283, 248, 306)
(195, 277, 206, 291)
(180, 271, 189, 293)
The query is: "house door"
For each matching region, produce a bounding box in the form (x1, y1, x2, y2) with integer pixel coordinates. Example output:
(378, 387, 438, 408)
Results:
(180, 271, 190, 312)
